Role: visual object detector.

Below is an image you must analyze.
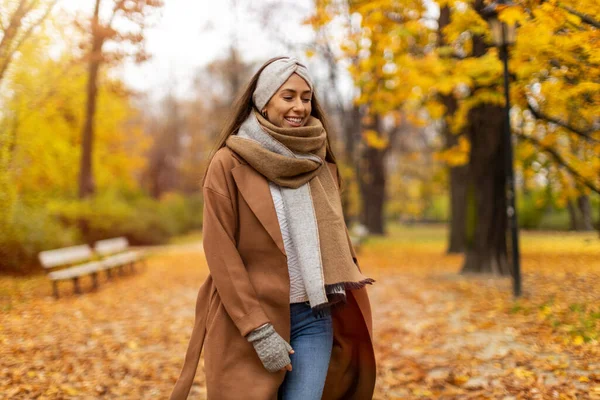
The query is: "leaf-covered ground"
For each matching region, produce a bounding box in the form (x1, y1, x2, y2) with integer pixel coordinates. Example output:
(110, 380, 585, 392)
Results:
(1, 225, 599, 399)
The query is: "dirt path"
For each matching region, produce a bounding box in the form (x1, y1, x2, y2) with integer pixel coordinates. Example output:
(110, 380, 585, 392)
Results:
(369, 271, 598, 399)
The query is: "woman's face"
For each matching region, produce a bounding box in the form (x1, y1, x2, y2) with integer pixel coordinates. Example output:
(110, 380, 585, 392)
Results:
(263, 73, 312, 128)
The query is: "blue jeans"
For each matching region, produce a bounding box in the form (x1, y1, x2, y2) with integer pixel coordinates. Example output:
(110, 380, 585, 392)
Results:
(278, 302, 333, 400)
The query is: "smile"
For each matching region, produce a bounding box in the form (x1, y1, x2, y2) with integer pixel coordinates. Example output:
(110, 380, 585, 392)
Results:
(284, 117, 303, 126)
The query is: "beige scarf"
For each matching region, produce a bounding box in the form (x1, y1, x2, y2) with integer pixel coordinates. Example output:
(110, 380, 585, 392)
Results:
(226, 111, 373, 310)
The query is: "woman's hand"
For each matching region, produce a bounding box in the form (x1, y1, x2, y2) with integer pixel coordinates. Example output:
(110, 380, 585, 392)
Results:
(280, 348, 295, 372)
(246, 323, 295, 373)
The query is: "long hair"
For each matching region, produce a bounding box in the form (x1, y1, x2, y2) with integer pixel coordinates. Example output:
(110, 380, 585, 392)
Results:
(202, 57, 341, 186)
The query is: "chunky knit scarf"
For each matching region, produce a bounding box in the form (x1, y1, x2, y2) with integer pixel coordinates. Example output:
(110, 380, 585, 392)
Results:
(226, 111, 374, 311)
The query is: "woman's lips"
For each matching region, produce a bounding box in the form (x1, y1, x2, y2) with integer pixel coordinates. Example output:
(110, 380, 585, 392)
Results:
(284, 116, 304, 127)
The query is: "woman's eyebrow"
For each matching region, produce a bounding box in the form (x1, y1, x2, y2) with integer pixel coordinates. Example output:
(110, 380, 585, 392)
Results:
(280, 88, 312, 95)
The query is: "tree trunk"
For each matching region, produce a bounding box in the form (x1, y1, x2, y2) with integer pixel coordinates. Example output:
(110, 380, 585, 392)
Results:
(148, 156, 166, 199)
(598, 194, 600, 238)
(344, 105, 361, 164)
(461, 103, 511, 275)
(227, 46, 243, 99)
(568, 195, 594, 231)
(359, 146, 386, 234)
(567, 198, 579, 231)
(438, 5, 468, 253)
(358, 115, 386, 235)
(339, 105, 361, 226)
(78, 0, 103, 199)
(448, 165, 469, 253)
(0, 2, 28, 84)
(577, 195, 594, 231)
(460, 4, 511, 275)
(441, 95, 467, 254)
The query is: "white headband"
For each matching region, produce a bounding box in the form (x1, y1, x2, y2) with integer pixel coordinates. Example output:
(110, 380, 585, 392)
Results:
(252, 57, 314, 111)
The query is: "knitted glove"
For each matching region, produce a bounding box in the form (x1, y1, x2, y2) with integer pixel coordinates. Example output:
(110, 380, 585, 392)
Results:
(246, 323, 293, 373)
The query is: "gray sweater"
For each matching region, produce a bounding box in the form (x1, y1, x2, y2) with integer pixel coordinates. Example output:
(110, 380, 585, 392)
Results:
(269, 182, 309, 304)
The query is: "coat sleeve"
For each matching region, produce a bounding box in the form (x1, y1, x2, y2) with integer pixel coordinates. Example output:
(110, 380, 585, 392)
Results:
(202, 172, 270, 337)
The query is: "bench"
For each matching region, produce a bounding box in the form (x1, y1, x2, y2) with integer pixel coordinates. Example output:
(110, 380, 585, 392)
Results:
(94, 237, 146, 277)
(39, 237, 145, 298)
(38, 244, 104, 298)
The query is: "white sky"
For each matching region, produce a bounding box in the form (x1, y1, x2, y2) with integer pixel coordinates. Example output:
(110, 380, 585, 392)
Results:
(59, 0, 318, 99)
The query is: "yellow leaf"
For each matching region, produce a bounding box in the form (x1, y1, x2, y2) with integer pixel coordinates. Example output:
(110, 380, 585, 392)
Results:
(362, 129, 389, 149)
(61, 386, 79, 396)
(513, 367, 534, 379)
(426, 101, 446, 119)
(453, 375, 469, 385)
(498, 6, 526, 26)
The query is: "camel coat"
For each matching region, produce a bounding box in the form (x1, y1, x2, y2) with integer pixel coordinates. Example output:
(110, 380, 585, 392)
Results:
(170, 147, 376, 400)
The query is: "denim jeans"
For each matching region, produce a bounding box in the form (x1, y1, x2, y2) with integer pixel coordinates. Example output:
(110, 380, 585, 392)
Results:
(278, 302, 333, 400)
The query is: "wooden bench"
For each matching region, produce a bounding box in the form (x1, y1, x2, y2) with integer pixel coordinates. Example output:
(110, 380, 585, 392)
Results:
(94, 237, 145, 276)
(39, 237, 145, 298)
(38, 244, 104, 298)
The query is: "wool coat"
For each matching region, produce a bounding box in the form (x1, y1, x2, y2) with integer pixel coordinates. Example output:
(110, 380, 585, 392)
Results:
(170, 147, 376, 400)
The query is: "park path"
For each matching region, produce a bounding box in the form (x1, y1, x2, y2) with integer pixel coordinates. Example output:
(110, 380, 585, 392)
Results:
(1, 241, 598, 399)
(368, 270, 598, 399)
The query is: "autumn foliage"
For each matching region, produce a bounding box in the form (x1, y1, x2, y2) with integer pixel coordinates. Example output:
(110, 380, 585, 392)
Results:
(309, 0, 600, 210)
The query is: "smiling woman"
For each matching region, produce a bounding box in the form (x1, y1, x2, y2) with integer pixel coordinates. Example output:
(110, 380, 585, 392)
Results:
(170, 57, 376, 400)
(263, 74, 313, 128)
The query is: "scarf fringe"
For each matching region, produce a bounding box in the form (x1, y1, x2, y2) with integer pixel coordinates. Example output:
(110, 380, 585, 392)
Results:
(339, 278, 376, 291)
(311, 279, 376, 317)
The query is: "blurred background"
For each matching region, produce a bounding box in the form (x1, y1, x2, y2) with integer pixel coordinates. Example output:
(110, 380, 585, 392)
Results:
(0, 0, 599, 273)
(1, 0, 599, 398)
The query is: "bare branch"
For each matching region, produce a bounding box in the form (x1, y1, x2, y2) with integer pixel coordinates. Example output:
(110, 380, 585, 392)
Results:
(558, 3, 600, 29)
(516, 133, 600, 194)
(526, 98, 599, 143)
(8, 1, 57, 55)
(0, 0, 57, 83)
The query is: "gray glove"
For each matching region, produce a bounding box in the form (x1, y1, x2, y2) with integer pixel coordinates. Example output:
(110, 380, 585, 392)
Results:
(246, 323, 293, 372)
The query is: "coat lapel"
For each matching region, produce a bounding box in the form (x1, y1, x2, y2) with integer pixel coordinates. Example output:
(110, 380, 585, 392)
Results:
(231, 164, 286, 256)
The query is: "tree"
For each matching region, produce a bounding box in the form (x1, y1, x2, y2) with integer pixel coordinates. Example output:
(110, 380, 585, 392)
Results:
(144, 91, 184, 198)
(308, 0, 421, 234)
(0, 0, 56, 85)
(3, 46, 149, 201)
(141, 48, 255, 197)
(310, 0, 600, 274)
(1, 0, 56, 229)
(508, 0, 600, 234)
(77, 0, 162, 199)
(434, 5, 466, 253)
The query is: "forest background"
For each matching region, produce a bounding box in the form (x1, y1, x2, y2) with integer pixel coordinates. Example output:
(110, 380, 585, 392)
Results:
(0, 0, 598, 275)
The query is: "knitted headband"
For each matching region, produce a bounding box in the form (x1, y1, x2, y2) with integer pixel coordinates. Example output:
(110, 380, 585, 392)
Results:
(252, 57, 314, 111)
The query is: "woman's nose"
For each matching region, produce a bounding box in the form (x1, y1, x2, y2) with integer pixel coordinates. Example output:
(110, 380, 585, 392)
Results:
(292, 98, 305, 112)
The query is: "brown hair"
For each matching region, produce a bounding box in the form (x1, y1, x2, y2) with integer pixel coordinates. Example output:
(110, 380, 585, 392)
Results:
(202, 56, 340, 186)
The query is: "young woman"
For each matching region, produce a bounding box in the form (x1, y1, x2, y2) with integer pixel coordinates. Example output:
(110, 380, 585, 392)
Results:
(170, 57, 376, 400)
